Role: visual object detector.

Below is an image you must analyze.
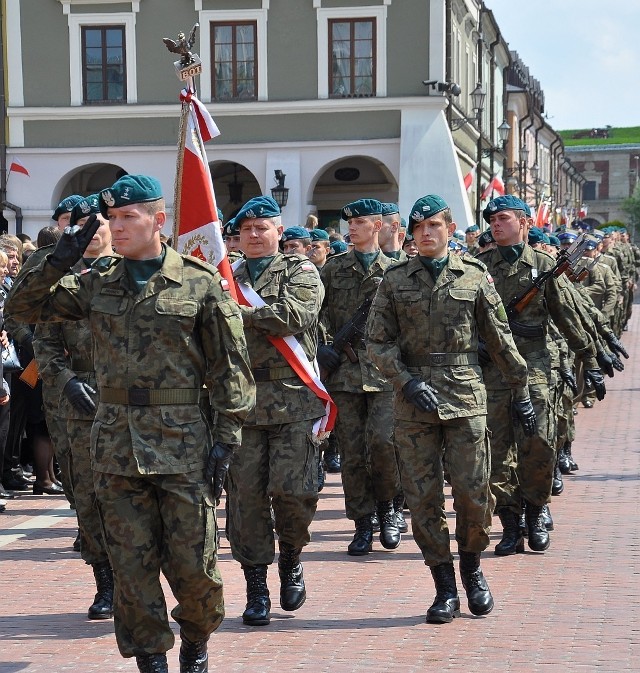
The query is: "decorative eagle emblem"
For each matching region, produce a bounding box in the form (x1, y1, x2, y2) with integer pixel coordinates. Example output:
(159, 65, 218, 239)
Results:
(163, 24, 199, 66)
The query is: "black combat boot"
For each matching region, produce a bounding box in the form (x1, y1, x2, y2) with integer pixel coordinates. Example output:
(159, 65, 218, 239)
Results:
(540, 504, 554, 531)
(552, 458, 564, 495)
(494, 508, 524, 556)
(136, 654, 168, 673)
(458, 551, 494, 616)
(565, 441, 579, 471)
(377, 500, 401, 550)
(242, 565, 271, 625)
(557, 442, 571, 475)
(278, 542, 306, 611)
(393, 494, 408, 533)
(347, 516, 373, 555)
(426, 563, 460, 623)
(179, 632, 208, 673)
(525, 502, 551, 551)
(88, 561, 114, 620)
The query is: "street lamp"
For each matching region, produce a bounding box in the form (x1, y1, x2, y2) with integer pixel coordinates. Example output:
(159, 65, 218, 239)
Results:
(451, 82, 486, 130)
(270, 169, 289, 208)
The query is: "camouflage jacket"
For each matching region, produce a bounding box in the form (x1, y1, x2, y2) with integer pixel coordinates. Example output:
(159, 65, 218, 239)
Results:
(575, 259, 618, 320)
(6, 244, 255, 476)
(320, 249, 397, 393)
(476, 245, 597, 372)
(233, 252, 326, 426)
(366, 254, 528, 421)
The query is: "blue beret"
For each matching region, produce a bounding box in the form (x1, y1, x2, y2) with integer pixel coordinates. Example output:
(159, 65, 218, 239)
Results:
(466, 225, 480, 233)
(100, 174, 163, 217)
(528, 227, 545, 245)
(407, 194, 449, 235)
(453, 229, 465, 241)
(592, 229, 604, 240)
(282, 226, 311, 242)
(309, 228, 330, 241)
(70, 194, 101, 226)
(341, 199, 383, 220)
(483, 195, 528, 222)
(330, 240, 348, 255)
(381, 202, 400, 216)
(548, 235, 561, 248)
(53, 194, 83, 221)
(234, 196, 281, 230)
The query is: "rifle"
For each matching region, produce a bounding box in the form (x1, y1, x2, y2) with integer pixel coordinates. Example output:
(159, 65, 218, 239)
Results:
(566, 255, 597, 283)
(506, 233, 590, 320)
(332, 295, 373, 364)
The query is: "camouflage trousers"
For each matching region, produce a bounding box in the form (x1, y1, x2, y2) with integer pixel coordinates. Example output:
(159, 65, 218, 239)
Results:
(68, 417, 108, 566)
(43, 407, 76, 509)
(488, 381, 555, 512)
(331, 391, 400, 521)
(227, 419, 320, 567)
(94, 471, 223, 657)
(395, 415, 493, 566)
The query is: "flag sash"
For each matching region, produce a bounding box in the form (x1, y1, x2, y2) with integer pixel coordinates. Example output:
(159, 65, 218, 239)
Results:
(233, 274, 337, 438)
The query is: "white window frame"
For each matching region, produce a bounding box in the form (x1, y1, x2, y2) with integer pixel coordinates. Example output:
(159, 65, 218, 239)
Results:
(67, 12, 138, 106)
(317, 5, 388, 100)
(198, 9, 268, 103)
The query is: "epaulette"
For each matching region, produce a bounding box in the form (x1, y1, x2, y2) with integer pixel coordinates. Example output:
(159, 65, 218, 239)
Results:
(461, 256, 488, 271)
(182, 255, 217, 274)
(283, 253, 318, 273)
(384, 259, 410, 273)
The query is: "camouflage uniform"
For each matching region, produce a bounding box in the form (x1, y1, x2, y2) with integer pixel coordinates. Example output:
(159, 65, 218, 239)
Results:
(476, 245, 598, 512)
(320, 249, 401, 522)
(366, 254, 528, 565)
(6, 245, 254, 658)
(227, 252, 325, 567)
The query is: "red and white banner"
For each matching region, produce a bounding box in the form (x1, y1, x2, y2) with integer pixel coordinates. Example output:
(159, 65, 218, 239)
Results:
(233, 274, 337, 439)
(463, 163, 476, 192)
(535, 200, 550, 228)
(9, 157, 29, 177)
(480, 173, 505, 200)
(174, 87, 236, 299)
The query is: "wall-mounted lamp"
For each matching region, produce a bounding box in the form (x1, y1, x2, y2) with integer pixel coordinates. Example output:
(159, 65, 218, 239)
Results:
(271, 170, 289, 208)
(423, 79, 462, 96)
(451, 82, 486, 130)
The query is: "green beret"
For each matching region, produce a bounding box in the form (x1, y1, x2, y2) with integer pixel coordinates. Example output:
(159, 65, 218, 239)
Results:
(330, 240, 348, 255)
(282, 226, 311, 242)
(217, 208, 224, 224)
(466, 225, 479, 233)
(400, 217, 407, 228)
(381, 202, 400, 216)
(548, 235, 561, 248)
(100, 174, 163, 217)
(478, 230, 494, 248)
(483, 195, 528, 222)
(309, 229, 330, 241)
(53, 194, 83, 221)
(341, 198, 383, 220)
(407, 194, 448, 235)
(528, 227, 545, 245)
(234, 196, 281, 231)
(70, 194, 101, 226)
(222, 217, 236, 238)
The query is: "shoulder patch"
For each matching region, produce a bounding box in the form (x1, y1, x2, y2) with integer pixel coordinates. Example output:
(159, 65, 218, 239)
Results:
(461, 256, 487, 271)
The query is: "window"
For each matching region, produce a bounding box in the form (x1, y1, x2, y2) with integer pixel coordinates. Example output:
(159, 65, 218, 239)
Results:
(329, 18, 376, 98)
(82, 26, 126, 104)
(583, 180, 597, 201)
(211, 22, 257, 101)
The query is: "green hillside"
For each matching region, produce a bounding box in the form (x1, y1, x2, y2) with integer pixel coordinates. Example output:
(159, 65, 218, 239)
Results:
(559, 126, 640, 146)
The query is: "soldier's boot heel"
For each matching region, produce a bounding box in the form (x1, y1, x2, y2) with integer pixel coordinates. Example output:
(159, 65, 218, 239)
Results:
(278, 542, 306, 611)
(525, 502, 551, 552)
(459, 551, 494, 616)
(136, 654, 168, 673)
(393, 493, 409, 533)
(242, 565, 271, 626)
(88, 561, 113, 620)
(494, 508, 525, 556)
(377, 500, 401, 550)
(347, 516, 373, 555)
(426, 563, 460, 624)
(179, 632, 208, 673)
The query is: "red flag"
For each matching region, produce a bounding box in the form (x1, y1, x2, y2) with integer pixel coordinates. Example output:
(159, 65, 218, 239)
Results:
(578, 205, 588, 218)
(9, 158, 29, 177)
(535, 201, 550, 228)
(492, 174, 505, 196)
(480, 176, 495, 200)
(174, 88, 236, 300)
(463, 163, 476, 192)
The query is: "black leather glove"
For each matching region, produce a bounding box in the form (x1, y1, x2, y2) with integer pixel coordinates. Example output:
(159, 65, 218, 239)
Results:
(317, 345, 340, 373)
(18, 335, 35, 363)
(606, 334, 629, 359)
(559, 367, 578, 395)
(584, 369, 606, 401)
(477, 340, 491, 367)
(49, 214, 101, 271)
(205, 441, 236, 502)
(63, 377, 97, 415)
(609, 352, 625, 372)
(512, 397, 537, 437)
(596, 350, 614, 378)
(402, 378, 439, 413)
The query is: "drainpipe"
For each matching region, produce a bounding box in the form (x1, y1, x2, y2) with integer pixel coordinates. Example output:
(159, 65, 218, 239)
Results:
(445, 0, 453, 128)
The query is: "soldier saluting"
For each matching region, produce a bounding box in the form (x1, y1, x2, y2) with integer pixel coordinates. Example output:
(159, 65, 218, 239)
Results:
(366, 194, 534, 623)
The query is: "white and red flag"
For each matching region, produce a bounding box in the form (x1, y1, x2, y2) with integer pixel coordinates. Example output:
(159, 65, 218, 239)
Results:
(480, 173, 505, 200)
(8, 157, 29, 177)
(463, 163, 477, 192)
(535, 200, 550, 228)
(173, 87, 236, 299)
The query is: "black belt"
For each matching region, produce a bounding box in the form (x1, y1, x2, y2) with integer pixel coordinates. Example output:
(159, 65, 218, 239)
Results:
(100, 388, 205, 405)
(403, 353, 479, 367)
(252, 366, 297, 382)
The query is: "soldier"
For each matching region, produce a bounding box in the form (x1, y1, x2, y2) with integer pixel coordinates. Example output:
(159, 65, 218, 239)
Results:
(6, 174, 254, 673)
(33, 195, 117, 619)
(379, 203, 408, 261)
(307, 229, 331, 270)
(282, 226, 312, 255)
(477, 195, 605, 556)
(318, 198, 403, 555)
(465, 225, 481, 255)
(226, 196, 327, 627)
(367, 195, 534, 623)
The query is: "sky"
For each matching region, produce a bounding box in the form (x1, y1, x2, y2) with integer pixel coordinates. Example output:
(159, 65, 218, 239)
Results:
(485, 0, 640, 131)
